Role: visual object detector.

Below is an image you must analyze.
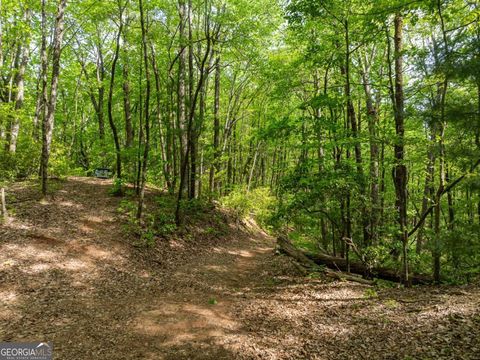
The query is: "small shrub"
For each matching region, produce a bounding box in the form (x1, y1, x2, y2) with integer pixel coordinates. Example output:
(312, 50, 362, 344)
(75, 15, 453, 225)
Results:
(154, 212, 176, 236)
(109, 178, 125, 196)
(374, 279, 396, 288)
(384, 299, 399, 309)
(141, 228, 156, 247)
(204, 226, 220, 237)
(208, 298, 218, 305)
(220, 186, 275, 228)
(363, 288, 378, 299)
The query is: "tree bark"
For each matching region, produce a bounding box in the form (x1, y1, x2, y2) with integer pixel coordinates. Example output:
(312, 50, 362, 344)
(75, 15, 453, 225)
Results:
(122, 28, 133, 148)
(95, 40, 106, 141)
(175, 8, 213, 224)
(1, 188, 7, 223)
(392, 13, 409, 285)
(106, 1, 125, 179)
(151, 44, 172, 190)
(177, 0, 187, 174)
(41, 0, 67, 196)
(136, 0, 151, 220)
(209, 54, 221, 195)
(7, 9, 30, 153)
(359, 53, 380, 245)
(344, 19, 368, 246)
(417, 133, 435, 254)
(433, 0, 449, 283)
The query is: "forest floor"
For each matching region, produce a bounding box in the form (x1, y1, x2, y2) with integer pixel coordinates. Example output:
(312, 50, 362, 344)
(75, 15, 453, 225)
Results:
(0, 177, 479, 360)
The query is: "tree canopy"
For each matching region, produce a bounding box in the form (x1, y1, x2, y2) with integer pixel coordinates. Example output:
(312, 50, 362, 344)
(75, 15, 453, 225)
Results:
(1, 0, 479, 284)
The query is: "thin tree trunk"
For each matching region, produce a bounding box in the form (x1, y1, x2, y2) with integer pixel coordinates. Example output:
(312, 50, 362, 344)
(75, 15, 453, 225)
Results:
(96, 42, 106, 141)
(446, 165, 454, 230)
(175, 14, 212, 224)
(417, 133, 435, 254)
(359, 54, 380, 245)
(168, 68, 177, 192)
(247, 142, 261, 192)
(8, 9, 30, 153)
(107, 1, 125, 179)
(151, 44, 172, 190)
(37, 0, 48, 172)
(136, 44, 144, 193)
(137, 0, 151, 220)
(177, 0, 187, 174)
(344, 19, 368, 246)
(433, 0, 449, 283)
(1, 188, 7, 223)
(476, 81, 480, 224)
(122, 29, 133, 148)
(209, 54, 221, 195)
(187, 0, 196, 199)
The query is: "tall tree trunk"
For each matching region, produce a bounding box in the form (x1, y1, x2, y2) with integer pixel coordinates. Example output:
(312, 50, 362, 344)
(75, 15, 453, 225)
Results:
(344, 19, 368, 246)
(122, 29, 133, 148)
(107, 1, 125, 179)
(136, 44, 144, 193)
(151, 44, 172, 190)
(359, 53, 380, 245)
(392, 14, 409, 284)
(476, 80, 480, 224)
(4, 44, 20, 151)
(417, 132, 435, 254)
(175, 16, 212, 224)
(209, 54, 221, 195)
(36, 0, 48, 156)
(95, 42, 106, 141)
(168, 68, 177, 192)
(177, 0, 187, 178)
(137, 0, 151, 220)
(433, 0, 449, 283)
(313, 69, 328, 247)
(8, 9, 30, 153)
(41, 0, 67, 196)
(433, 120, 446, 283)
(187, 0, 196, 199)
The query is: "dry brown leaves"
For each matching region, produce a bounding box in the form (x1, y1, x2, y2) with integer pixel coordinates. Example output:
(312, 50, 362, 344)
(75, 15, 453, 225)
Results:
(0, 177, 479, 359)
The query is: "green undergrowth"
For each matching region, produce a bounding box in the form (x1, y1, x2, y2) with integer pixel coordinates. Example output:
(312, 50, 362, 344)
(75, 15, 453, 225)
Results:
(219, 186, 276, 231)
(117, 190, 231, 247)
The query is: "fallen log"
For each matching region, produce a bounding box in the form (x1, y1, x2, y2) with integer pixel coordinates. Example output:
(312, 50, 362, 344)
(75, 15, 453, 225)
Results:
(324, 269, 373, 285)
(276, 235, 373, 285)
(277, 235, 432, 285)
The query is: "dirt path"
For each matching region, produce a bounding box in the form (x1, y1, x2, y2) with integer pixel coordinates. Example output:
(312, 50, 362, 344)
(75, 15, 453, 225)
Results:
(1, 177, 479, 359)
(0, 177, 281, 359)
(133, 230, 274, 359)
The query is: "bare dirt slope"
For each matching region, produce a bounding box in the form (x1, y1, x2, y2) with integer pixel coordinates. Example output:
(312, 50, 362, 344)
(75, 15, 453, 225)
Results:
(1, 177, 479, 359)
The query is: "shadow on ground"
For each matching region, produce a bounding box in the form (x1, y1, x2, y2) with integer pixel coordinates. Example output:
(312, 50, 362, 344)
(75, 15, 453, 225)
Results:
(1, 177, 479, 359)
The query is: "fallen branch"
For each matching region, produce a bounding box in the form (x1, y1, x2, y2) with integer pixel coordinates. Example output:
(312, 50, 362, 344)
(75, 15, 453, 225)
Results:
(277, 235, 432, 285)
(276, 235, 373, 285)
(324, 269, 374, 285)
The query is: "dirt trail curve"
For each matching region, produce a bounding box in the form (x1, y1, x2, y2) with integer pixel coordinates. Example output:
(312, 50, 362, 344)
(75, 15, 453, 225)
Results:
(1, 177, 480, 360)
(0, 177, 282, 359)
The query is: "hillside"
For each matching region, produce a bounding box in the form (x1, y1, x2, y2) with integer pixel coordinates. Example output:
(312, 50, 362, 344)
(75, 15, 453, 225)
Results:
(0, 177, 479, 359)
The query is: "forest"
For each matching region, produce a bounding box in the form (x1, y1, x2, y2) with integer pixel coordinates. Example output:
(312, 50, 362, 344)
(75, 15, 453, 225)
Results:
(0, 0, 479, 359)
